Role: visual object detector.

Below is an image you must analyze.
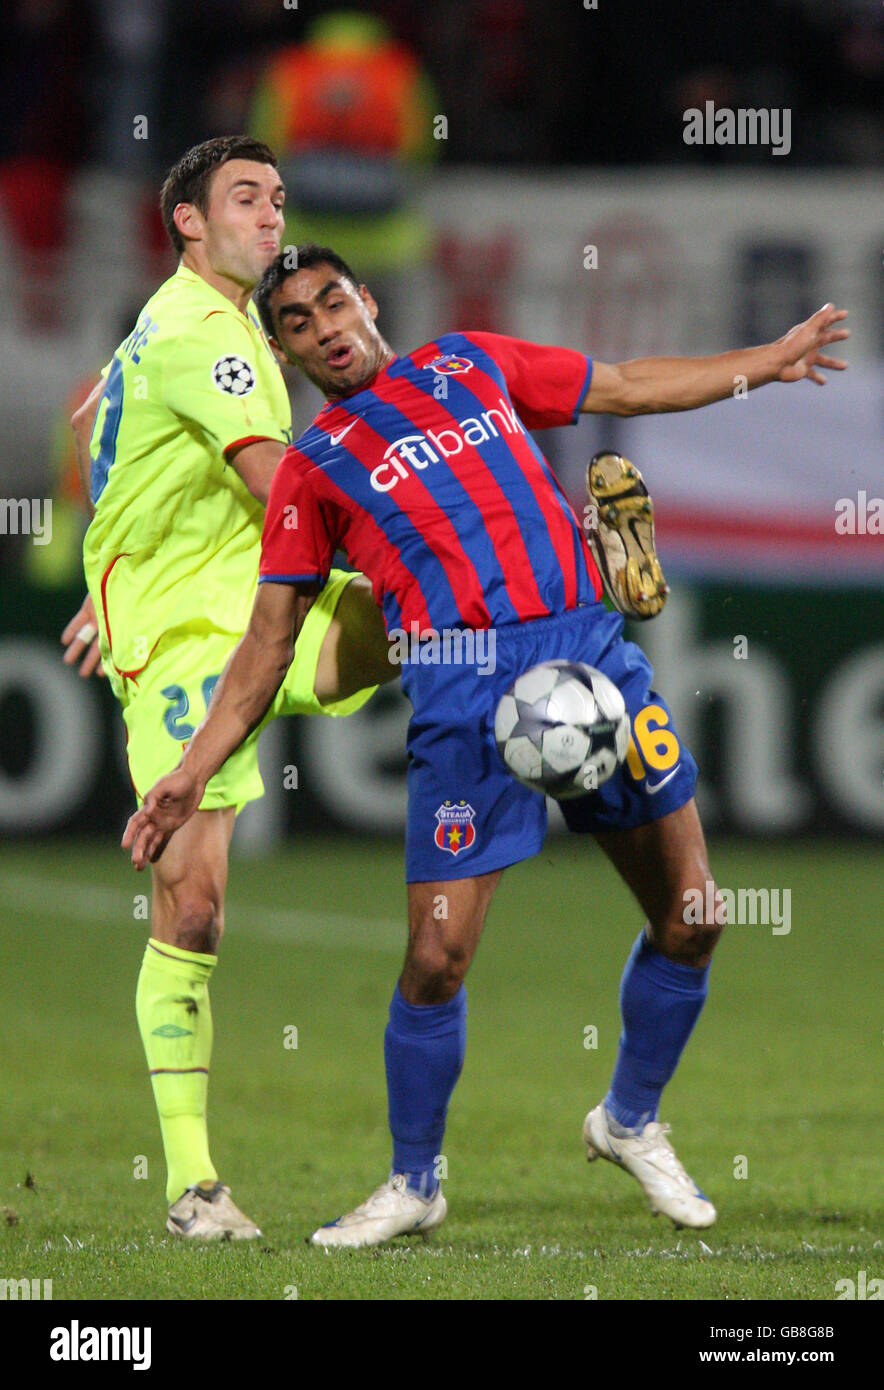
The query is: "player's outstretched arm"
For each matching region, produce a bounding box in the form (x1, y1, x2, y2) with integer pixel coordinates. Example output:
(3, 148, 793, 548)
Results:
(582, 303, 849, 416)
(122, 580, 313, 868)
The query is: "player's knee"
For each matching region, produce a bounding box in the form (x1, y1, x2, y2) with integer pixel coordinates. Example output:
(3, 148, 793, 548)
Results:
(649, 877, 725, 966)
(402, 936, 469, 1003)
(168, 896, 224, 955)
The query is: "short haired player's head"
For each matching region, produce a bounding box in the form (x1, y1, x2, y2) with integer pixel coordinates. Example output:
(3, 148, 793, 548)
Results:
(159, 136, 285, 290)
(255, 245, 391, 401)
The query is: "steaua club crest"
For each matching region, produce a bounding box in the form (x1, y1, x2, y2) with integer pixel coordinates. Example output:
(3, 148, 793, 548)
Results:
(434, 800, 477, 856)
(423, 354, 474, 376)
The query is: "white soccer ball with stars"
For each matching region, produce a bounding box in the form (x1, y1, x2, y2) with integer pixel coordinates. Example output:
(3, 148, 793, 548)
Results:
(494, 660, 630, 799)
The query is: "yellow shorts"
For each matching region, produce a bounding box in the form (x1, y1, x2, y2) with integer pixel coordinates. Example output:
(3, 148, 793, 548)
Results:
(113, 569, 375, 810)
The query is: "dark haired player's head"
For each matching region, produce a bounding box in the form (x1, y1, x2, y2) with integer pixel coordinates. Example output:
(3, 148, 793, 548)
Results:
(254, 244, 358, 336)
(255, 245, 393, 401)
(159, 136, 284, 291)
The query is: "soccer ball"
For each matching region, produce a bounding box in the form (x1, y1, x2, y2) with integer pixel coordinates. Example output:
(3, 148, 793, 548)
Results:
(494, 661, 630, 799)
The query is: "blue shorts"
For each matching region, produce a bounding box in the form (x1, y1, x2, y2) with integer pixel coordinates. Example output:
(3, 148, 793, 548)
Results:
(401, 604, 697, 883)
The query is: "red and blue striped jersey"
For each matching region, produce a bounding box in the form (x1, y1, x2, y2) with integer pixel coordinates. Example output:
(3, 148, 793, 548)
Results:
(260, 331, 603, 633)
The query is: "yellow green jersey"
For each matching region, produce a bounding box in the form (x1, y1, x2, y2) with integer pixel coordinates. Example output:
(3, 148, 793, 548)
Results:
(83, 264, 291, 681)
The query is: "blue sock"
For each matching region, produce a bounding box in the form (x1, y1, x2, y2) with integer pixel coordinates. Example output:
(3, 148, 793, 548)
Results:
(605, 930, 710, 1131)
(384, 984, 467, 1198)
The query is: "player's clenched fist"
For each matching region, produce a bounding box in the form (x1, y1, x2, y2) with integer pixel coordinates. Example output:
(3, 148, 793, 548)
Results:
(122, 768, 205, 868)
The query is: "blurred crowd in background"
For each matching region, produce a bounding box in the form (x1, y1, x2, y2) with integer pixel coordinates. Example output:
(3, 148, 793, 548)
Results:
(1, 0, 881, 285)
(4, 0, 883, 179)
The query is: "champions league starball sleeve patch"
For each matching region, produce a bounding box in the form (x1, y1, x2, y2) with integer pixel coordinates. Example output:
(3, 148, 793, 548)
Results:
(211, 355, 256, 396)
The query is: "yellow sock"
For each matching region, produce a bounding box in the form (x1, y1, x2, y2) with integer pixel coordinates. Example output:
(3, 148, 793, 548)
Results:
(135, 938, 219, 1203)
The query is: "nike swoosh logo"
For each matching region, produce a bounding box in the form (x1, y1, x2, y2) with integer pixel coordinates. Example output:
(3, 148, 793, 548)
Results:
(646, 767, 680, 795)
(329, 421, 356, 446)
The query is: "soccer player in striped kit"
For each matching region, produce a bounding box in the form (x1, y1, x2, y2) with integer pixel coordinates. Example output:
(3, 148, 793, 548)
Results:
(125, 245, 848, 1246)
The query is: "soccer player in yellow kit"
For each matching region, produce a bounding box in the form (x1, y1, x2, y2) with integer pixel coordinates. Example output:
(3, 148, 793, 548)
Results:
(64, 137, 392, 1239)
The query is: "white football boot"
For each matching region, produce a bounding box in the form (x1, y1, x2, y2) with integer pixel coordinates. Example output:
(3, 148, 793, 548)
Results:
(311, 1174, 447, 1249)
(583, 1104, 716, 1229)
(166, 1181, 262, 1240)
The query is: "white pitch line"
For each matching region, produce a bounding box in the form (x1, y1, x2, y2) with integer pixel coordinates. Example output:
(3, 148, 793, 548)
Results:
(0, 871, 403, 954)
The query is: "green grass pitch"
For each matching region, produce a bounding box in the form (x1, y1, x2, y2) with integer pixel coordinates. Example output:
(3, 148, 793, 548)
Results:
(1, 835, 881, 1301)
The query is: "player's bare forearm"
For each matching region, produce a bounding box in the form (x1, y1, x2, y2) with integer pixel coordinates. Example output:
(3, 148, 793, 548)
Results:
(63, 377, 104, 674)
(71, 380, 103, 519)
(583, 303, 849, 416)
(588, 344, 780, 416)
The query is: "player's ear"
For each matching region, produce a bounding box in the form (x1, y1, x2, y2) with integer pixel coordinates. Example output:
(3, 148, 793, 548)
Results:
(267, 334, 288, 366)
(358, 284, 379, 321)
(173, 201, 204, 246)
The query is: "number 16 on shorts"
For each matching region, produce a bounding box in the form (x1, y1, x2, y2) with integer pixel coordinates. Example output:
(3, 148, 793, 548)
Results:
(624, 702, 682, 793)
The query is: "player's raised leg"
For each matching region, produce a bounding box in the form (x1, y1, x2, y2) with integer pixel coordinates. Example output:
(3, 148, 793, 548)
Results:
(312, 573, 396, 703)
(583, 798, 722, 1228)
(311, 870, 502, 1248)
(135, 805, 261, 1239)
